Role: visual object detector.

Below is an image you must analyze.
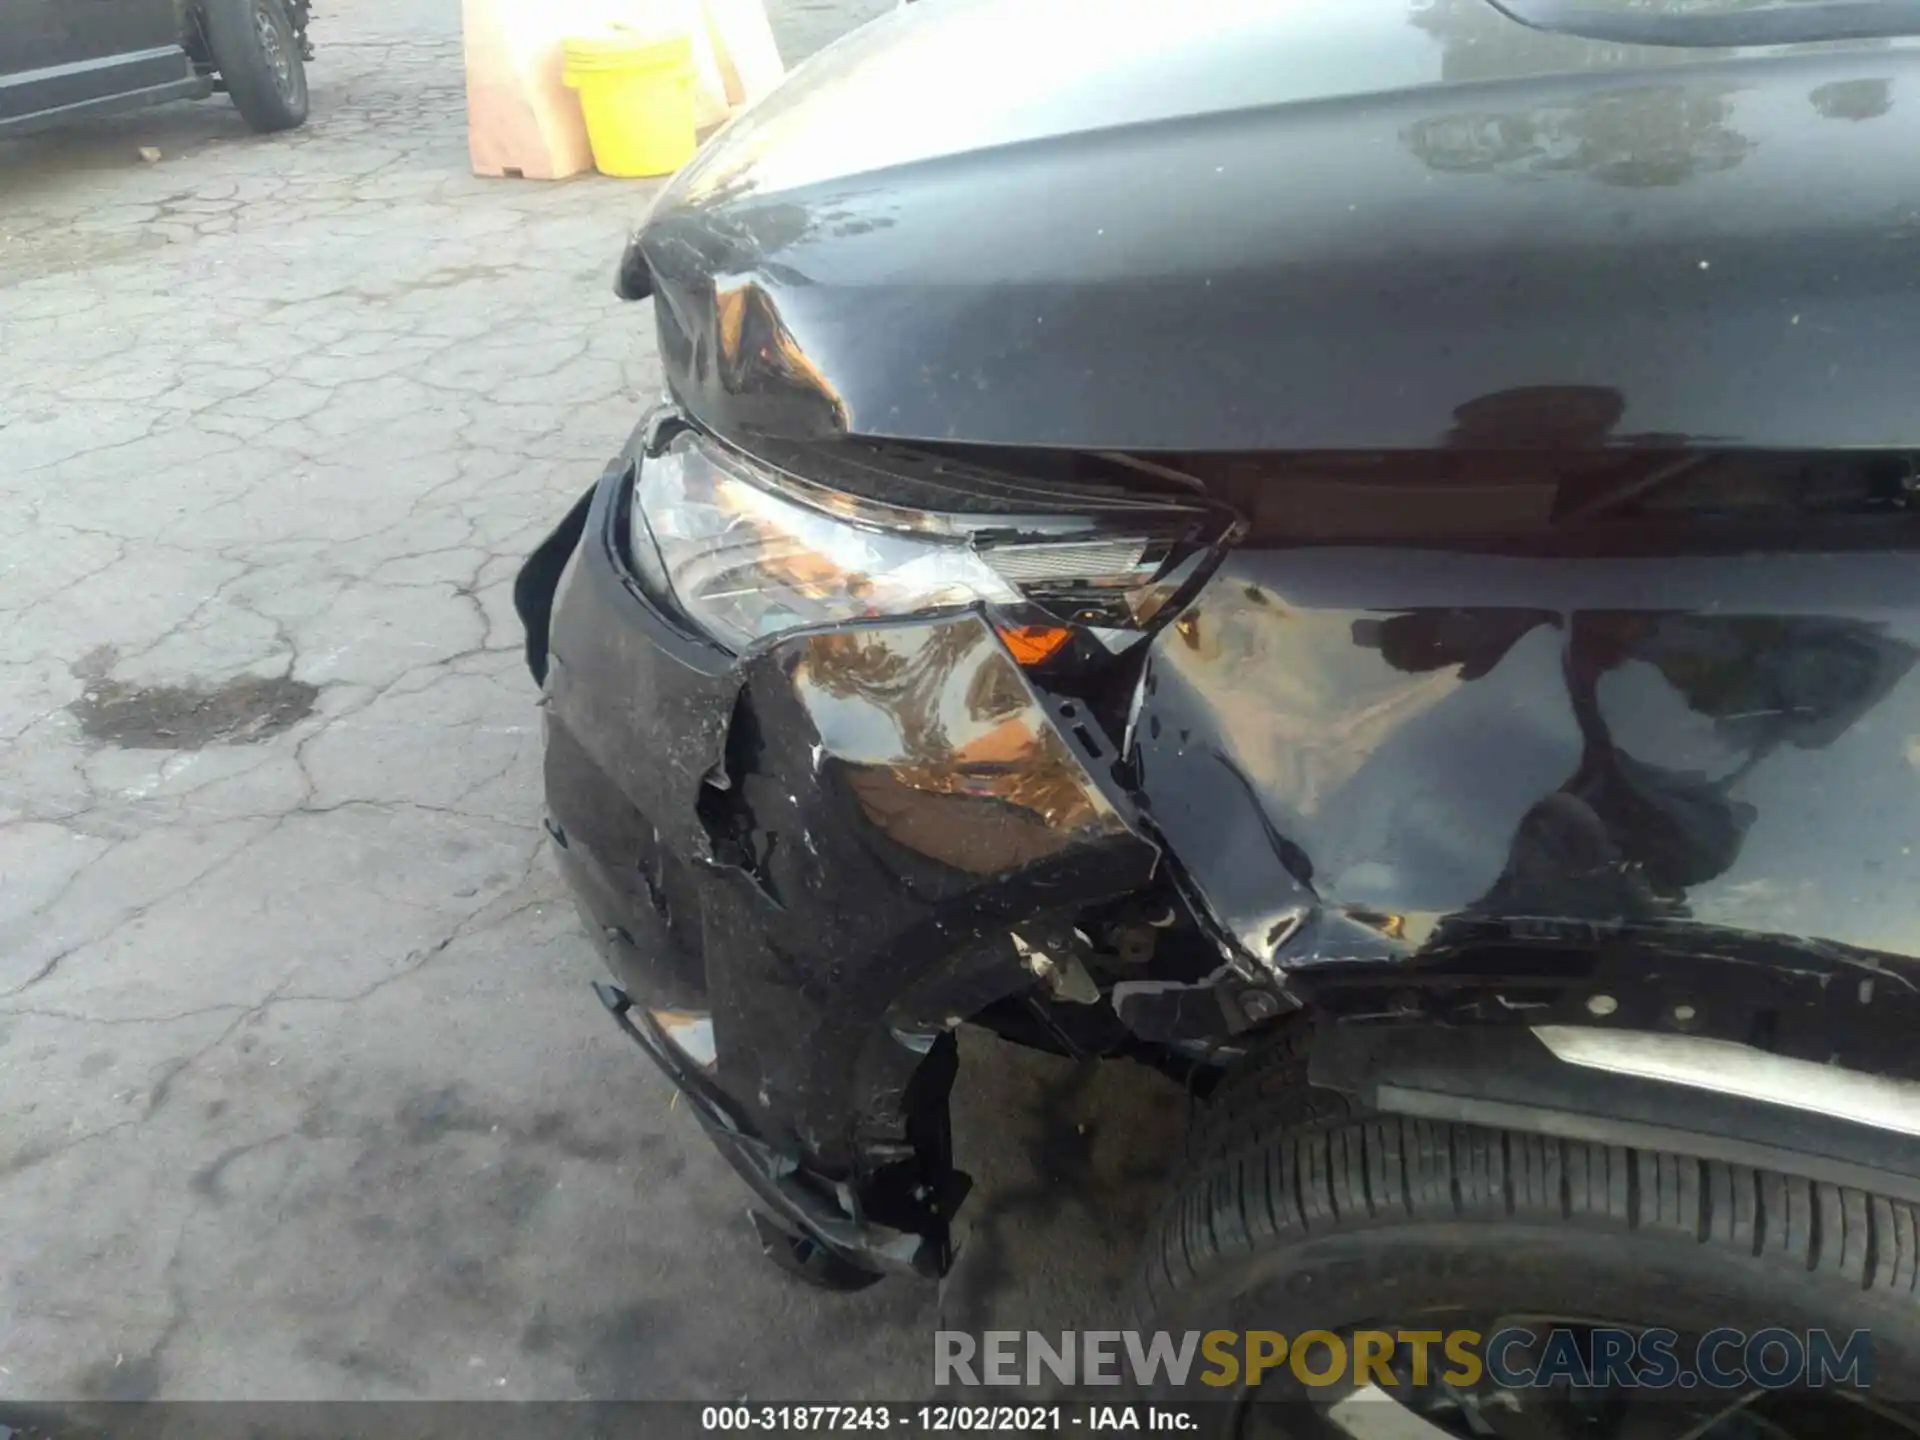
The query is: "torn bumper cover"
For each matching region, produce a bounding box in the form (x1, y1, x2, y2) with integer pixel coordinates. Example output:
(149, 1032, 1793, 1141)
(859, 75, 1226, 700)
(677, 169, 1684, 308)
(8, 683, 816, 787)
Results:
(514, 425, 1157, 1277)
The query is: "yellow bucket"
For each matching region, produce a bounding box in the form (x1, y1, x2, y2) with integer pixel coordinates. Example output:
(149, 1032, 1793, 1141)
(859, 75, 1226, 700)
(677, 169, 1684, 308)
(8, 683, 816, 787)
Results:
(563, 32, 697, 179)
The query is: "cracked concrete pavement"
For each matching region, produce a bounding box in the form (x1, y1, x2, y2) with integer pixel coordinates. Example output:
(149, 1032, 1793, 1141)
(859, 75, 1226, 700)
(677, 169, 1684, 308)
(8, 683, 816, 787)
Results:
(0, 0, 1180, 1406)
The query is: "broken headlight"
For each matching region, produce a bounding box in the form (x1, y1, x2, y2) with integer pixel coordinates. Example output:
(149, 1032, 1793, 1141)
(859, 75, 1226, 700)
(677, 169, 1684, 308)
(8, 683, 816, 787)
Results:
(628, 422, 1225, 657)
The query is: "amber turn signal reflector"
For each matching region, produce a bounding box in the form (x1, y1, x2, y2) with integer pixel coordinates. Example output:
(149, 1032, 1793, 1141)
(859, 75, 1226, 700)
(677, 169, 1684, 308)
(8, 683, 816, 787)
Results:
(995, 623, 1075, 666)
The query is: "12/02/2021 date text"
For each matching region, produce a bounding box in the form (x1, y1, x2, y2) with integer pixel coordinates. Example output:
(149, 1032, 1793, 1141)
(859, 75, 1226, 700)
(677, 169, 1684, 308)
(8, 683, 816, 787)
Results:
(699, 1405, 1200, 1431)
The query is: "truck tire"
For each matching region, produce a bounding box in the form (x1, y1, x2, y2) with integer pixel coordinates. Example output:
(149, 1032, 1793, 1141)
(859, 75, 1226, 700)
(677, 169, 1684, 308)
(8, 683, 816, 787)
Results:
(1135, 1041, 1920, 1434)
(202, 0, 309, 133)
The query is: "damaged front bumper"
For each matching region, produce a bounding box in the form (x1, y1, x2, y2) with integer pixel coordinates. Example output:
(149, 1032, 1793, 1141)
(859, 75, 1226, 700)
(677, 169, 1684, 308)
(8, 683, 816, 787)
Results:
(517, 407, 1920, 1282)
(515, 424, 1160, 1278)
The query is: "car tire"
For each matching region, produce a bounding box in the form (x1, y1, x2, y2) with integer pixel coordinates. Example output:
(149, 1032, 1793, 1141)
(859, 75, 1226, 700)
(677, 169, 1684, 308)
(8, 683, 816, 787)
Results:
(202, 0, 309, 133)
(1134, 1040, 1920, 1434)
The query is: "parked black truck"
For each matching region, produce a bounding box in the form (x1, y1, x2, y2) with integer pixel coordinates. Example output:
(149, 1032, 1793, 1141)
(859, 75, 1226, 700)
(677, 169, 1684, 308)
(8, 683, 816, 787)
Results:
(0, 0, 310, 137)
(519, 0, 1920, 1429)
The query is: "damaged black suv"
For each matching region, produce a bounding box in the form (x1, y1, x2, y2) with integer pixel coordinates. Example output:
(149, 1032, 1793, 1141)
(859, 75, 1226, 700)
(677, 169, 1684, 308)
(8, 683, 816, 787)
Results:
(518, 0, 1920, 1426)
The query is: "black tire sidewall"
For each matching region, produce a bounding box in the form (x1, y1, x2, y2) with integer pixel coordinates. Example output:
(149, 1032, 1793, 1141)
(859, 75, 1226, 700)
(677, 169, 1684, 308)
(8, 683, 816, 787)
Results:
(203, 0, 309, 132)
(1149, 1220, 1919, 1409)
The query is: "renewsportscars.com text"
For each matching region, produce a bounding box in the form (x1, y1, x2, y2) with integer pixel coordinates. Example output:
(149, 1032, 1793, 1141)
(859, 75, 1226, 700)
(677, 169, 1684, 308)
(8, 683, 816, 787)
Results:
(934, 1328, 1873, 1391)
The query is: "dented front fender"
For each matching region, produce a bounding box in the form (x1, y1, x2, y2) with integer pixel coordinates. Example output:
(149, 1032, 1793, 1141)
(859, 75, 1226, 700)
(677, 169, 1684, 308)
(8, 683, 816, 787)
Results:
(1129, 545, 1920, 1072)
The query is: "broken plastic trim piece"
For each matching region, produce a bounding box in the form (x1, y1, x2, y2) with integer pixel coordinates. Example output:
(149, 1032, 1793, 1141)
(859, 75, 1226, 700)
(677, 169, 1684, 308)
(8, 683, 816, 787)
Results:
(513, 482, 597, 685)
(749, 1211, 884, 1291)
(615, 238, 653, 302)
(592, 983, 945, 1277)
(651, 1007, 718, 1071)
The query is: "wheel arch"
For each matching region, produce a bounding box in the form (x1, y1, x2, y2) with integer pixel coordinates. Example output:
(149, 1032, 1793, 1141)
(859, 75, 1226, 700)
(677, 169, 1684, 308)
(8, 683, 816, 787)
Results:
(1295, 1010, 1920, 1207)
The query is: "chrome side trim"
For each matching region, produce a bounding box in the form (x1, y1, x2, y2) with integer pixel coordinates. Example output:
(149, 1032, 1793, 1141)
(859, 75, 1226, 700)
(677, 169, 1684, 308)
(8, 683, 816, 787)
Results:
(1533, 1025, 1920, 1139)
(0, 45, 186, 90)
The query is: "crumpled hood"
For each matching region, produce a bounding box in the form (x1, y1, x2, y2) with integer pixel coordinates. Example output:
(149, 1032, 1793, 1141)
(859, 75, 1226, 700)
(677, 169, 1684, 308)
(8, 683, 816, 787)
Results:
(621, 0, 1920, 451)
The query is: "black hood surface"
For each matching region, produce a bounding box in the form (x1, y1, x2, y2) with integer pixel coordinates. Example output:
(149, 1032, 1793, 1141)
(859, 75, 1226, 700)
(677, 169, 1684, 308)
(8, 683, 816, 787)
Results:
(623, 0, 1920, 452)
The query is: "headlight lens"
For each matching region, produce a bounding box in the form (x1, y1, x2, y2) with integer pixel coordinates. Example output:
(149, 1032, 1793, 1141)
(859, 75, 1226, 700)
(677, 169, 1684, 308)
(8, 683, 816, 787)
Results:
(628, 420, 1227, 655)
(632, 427, 1023, 652)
